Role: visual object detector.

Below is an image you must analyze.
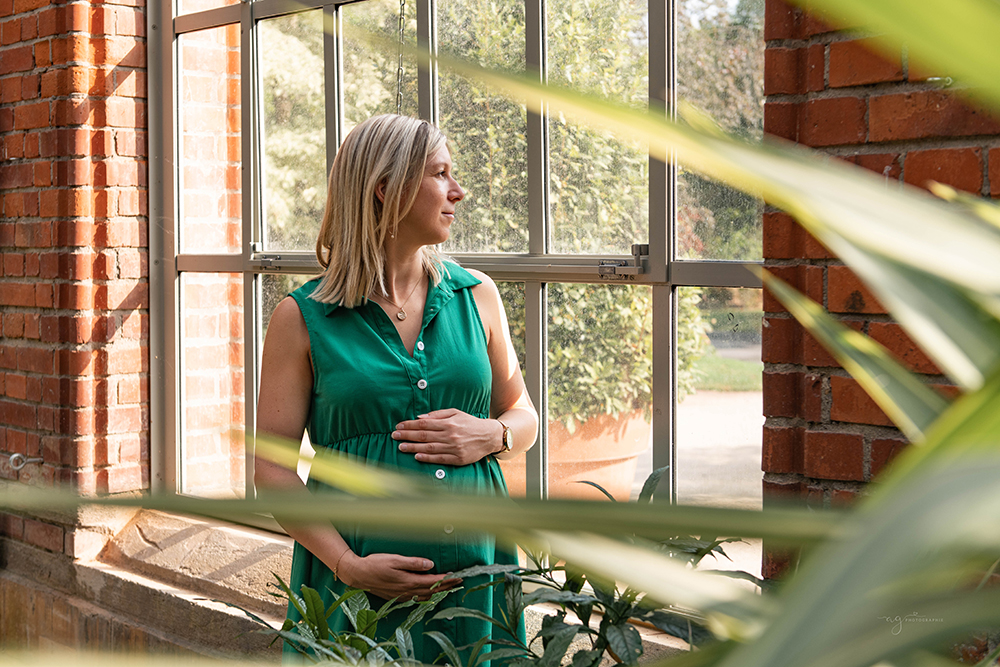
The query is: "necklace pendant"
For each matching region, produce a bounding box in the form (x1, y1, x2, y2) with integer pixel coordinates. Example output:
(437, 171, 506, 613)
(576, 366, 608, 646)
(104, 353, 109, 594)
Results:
(396, 310, 407, 321)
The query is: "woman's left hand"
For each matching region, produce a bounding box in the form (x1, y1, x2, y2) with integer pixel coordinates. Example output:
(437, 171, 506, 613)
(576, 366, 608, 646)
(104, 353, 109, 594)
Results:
(393, 408, 502, 465)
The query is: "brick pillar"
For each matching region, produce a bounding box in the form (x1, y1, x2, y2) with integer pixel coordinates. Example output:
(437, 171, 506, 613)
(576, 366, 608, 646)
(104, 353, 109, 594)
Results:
(761, 0, 995, 578)
(0, 0, 148, 553)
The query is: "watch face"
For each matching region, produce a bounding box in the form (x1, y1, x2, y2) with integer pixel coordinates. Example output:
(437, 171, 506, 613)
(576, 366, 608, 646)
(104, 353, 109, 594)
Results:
(501, 424, 513, 452)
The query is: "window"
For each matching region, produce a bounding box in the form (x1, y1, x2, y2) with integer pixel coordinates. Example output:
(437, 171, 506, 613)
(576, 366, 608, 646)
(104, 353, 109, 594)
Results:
(152, 0, 764, 520)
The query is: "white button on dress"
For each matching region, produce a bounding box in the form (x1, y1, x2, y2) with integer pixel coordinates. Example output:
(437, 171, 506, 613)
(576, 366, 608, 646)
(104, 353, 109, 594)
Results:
(435, 469, 446, 480)
(417, 379, 428, 389)
(416, 341, 425, 351)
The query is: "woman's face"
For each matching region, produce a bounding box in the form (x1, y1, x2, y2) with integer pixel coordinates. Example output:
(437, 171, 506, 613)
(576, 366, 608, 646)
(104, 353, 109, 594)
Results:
(396, 145, 465, 247)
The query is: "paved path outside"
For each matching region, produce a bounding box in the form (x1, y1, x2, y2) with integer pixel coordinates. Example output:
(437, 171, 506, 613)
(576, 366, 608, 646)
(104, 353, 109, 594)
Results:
(633, 390, 764, 577)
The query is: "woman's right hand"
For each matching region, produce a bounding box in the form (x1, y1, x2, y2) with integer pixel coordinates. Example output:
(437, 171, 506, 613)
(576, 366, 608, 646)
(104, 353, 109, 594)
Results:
(338, 552, 462, 601)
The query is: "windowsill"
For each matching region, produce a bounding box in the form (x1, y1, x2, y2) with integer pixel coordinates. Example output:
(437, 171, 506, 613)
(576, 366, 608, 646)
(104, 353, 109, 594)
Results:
(0, 503, 689, 659)
(96, 510, 689, 659)
(98, 509, 293, 621)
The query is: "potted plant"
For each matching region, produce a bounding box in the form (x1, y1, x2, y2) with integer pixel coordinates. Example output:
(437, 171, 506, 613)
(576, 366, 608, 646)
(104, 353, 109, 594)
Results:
(498, 283, 705, 501)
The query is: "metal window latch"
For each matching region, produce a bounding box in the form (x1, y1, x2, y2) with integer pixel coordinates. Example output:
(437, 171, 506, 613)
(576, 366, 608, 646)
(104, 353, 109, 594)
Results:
(8, 454, 44, 471)
(250, 253, 283, 270)
(598, 244, 648, 276)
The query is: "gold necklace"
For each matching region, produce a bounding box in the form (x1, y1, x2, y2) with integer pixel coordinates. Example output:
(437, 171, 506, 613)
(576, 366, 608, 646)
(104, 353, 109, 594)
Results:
(377, 276, 423, 321)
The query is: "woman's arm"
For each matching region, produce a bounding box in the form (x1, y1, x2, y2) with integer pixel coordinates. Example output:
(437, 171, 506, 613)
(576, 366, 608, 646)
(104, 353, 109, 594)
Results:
(256, 297, 457, 600)
(392, 271, 539, 464)
(477, 271, 538, 461)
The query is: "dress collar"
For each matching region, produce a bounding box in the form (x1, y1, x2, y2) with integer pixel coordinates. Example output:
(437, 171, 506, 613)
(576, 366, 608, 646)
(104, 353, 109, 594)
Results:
(321, 261, 480, 318)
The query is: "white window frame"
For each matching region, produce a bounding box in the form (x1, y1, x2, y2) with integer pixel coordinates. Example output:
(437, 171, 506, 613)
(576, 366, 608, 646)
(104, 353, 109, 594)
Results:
(149, 0, 763, 501)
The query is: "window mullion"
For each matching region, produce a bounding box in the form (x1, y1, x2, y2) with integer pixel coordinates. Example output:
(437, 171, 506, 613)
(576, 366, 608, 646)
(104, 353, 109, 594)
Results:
(324, 4, 341, 166)
(526, 0, 546, 256)
(651, 284, 676, 501)
(243, 0, 259, 495)
(149, 0, 177, 494)
(523, 281, 546, 499)
(648, 0, 671, 282)
(417, 0, 436, 122)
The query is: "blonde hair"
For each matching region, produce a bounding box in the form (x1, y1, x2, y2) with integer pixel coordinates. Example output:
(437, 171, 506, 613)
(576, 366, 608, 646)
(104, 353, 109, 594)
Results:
(312, 114, 449, 307)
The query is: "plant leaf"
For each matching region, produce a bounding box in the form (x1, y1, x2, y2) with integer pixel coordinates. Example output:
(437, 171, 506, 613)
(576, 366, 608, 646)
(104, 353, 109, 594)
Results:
(639, 609, 714, 646)
(400, 588, 453, 633)
(605, 623, 643, 665)
(637, 467, 669, 504)
(504, 572, 523, 627)
(0, 483, 842, 546)
(531, 532, 774, 642)
(426, 630, 463, 667)
(301, 585, 331, 640)
(879, 369, 1000, 492)
(716, 456, 1000, 667)
(538, 625, 584, 667)
(327, 587, 367, 621)
(446, 564, 523, 579)
(522, 589, 598, 608)
(355, 608, 380, 639)
(760, 268, 949, 441)
(476, 648, 530, 666)
(792, 0, 1000, 112)
(397, 40, 1000, 391)
(394, 628, 414, 661)
(574, 480, 617, 502)
(432, 606, 509, 632)
(570, 649, 603, 667)
(342, 588, 370, 629)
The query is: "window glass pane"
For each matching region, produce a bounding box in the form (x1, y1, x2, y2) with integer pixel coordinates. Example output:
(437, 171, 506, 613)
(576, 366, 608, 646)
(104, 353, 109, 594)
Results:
(179, 26, 242, 254)
(546, 284, 651, 501)
(493, 282, 529, 495)
(259, 273, 318, 483)
(437, 0, 528, 254)
(341, 0, 418, 134)
(547, 0, 648, 255)
(178, 0, 237, 18)
(260, 11, 327, 251)
(180, 273, 245, 498)
(676, 285, 762, 577)
(261, 273, 317, 336)
(676, 0, 764, 261)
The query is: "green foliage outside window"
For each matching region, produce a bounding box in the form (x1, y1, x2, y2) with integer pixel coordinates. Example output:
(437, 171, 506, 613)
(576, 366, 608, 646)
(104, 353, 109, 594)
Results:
(259, 0, 762, 428)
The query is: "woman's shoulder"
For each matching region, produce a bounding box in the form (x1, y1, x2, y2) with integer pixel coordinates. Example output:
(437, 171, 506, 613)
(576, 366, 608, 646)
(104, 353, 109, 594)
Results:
(291, 276, 323, 299)
(288, 277, 328, 313)
(439, 260, 480, 287)
(440, 261, 490, 291)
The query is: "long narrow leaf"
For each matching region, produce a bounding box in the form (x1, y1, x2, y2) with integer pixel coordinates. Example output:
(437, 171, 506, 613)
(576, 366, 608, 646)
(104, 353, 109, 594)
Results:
(794, 0, 1000, 112)
(0, 483, 842, 545)
(760, 269, 949, 441)
(529, 532, 775, 642)
(878, 369, 1000, 492)
(391, 42, 1000, 391)
(717, 456, 1000, 667)
(254, 435, 430, 498)
(801, 588, 1000, 667)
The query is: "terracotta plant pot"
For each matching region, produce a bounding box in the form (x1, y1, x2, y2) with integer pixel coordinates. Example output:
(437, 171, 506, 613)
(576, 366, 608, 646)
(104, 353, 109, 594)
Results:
(499, 409, 651, 501)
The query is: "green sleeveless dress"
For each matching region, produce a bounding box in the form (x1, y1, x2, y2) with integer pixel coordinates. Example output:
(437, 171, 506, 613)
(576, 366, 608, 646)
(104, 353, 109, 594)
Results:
(285, 262, 522, 664)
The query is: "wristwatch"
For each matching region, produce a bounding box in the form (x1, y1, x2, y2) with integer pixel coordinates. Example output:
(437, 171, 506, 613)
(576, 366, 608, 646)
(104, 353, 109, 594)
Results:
(496, 419, 513, 455)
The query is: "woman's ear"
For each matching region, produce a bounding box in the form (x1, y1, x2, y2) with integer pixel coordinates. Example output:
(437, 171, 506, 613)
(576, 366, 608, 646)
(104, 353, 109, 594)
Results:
(375, 180, 387, 203)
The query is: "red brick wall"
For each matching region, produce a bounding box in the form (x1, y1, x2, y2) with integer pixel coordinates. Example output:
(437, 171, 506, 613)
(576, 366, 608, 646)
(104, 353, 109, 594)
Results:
(0, 0, 148, 551)
(176, 23, 245, 497)
(761, 0, 990, 576)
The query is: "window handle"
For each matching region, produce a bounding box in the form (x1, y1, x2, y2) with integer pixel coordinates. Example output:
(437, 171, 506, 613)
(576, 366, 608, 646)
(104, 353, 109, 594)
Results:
(598, 244, 648, 276)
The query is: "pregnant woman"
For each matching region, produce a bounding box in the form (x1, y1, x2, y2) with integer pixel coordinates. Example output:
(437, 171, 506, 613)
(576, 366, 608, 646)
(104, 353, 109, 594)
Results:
(254, 114, 537, 663)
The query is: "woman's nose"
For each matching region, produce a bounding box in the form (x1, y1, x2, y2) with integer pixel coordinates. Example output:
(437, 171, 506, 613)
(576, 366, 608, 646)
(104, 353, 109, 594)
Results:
(450, 178, 465, 201)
